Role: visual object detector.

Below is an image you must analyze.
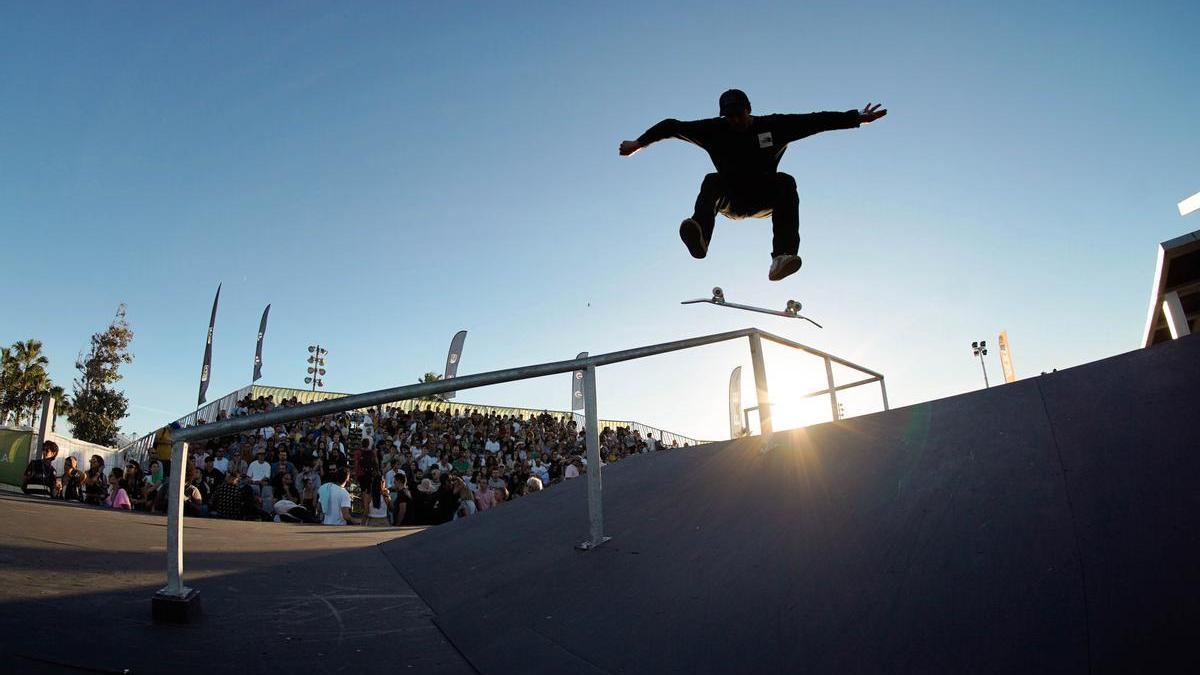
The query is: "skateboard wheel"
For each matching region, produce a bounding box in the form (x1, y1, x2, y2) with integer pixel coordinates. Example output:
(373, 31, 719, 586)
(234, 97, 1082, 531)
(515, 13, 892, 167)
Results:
(712, 287, 724, 302)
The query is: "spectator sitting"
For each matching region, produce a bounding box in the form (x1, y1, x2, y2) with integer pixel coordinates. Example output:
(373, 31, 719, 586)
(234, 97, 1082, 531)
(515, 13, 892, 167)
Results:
(210, 470, 260, 520)
(451, 477, 476, 520)
(246, 448, 273, 511)
(82, 455, 108, 505)
(183, 464, 208, 517)
(200, 456, 224, 496)
(563, 457, 581, 479)
(474, 479, 496, 512)
(530, 458, 550, 486)
(412, 478, 438, 525)
(451, 451, 471, 475)
(142, 459, 165, 509)
(21, 440, 59, 498)
(124, 460, 148, 510)
(105, 468, 132, 510)
(526, 475, 544, 493)
(224, 451, 249, 482)
(484, 435, 501, 454)
(418, 450, 439, 473)
(276, 471, 302, 505)
(61, 455, 84, 501)
(493, 485, 509, 504)
(270, 453, 298, 496)
(211, 446, 230, 473)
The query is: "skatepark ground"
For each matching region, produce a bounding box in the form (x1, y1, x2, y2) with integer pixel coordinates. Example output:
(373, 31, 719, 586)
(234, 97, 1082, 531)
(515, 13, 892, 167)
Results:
(0, 496, 472, 674)
(2, 333, 1197, 674)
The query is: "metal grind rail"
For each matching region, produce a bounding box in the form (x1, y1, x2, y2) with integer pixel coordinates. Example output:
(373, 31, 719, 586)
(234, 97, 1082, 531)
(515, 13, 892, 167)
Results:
(152, 327, 887, 620)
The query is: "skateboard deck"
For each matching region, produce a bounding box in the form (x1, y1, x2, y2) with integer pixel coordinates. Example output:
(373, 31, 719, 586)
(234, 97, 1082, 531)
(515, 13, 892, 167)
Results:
(681, 287, 823, 328)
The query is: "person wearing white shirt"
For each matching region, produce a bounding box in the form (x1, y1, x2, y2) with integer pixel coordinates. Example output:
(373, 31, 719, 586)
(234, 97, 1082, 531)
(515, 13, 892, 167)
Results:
(260, 426, 275, 441)
(564, 461, 580, 479)
(484, 437, 501, 454)
(247, 450, 274, 508)
(190, 449, 209, 472)
(532, 460, 550, 486)
(211, 448, 230, 474)
(418, 452, 438, 472)
(319, 469, 356, 526)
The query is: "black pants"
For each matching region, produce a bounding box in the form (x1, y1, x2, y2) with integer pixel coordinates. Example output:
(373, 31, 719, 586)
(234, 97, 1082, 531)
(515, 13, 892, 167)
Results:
(692, 172, 800, 257)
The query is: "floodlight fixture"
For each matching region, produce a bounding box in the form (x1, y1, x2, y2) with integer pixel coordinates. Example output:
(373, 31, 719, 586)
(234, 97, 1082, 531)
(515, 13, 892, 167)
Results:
(971, 338, 991, 387)
(305, 344, 329, 391)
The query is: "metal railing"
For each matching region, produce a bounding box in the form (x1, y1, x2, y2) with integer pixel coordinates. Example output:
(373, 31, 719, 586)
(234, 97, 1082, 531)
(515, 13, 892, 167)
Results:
(154, 327, 887, 614)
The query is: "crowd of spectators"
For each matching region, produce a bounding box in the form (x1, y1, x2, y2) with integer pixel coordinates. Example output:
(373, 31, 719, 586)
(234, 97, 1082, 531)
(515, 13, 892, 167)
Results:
(22, 395, 686, 528)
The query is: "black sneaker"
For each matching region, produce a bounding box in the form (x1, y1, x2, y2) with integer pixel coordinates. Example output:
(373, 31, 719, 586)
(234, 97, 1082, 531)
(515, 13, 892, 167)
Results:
(768, 254, 802, 281)
(679, 218, 708, 259)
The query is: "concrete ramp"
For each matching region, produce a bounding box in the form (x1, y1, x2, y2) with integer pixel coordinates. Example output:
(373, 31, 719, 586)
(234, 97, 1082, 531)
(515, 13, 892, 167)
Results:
(381, 335, 1200, 674)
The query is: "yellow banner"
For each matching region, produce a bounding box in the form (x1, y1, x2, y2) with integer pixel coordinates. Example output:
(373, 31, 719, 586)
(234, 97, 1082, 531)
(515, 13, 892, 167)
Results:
(998, 331, 1016, 383)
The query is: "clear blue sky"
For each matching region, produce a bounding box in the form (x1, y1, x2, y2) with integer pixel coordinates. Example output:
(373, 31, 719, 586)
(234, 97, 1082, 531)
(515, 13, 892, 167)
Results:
(2, 1, 1197, 441)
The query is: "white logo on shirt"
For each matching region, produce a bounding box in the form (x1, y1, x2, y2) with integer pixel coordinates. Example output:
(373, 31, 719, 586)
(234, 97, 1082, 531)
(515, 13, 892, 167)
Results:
(758, 132, 774, 148)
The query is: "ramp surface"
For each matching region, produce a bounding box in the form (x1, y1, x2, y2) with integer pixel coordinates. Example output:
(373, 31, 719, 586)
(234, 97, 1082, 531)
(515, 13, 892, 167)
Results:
(382, 335, 1200, 674)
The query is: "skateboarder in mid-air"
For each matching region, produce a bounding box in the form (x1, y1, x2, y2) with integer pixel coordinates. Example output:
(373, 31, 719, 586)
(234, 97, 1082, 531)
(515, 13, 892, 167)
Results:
(619, 89, 887, 281)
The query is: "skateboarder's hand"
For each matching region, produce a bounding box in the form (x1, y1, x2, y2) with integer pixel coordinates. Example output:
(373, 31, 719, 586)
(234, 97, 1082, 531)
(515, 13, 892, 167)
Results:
(618, 140, 641, 156)
(859, 102, 887, 124)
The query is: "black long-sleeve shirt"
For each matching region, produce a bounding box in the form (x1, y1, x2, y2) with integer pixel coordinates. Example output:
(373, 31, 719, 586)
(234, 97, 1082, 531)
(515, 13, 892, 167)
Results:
(636, 110, 861, 187)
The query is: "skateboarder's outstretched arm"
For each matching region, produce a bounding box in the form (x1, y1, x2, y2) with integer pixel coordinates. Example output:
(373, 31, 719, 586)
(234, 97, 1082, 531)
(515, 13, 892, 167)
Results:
(774, 102, 888, 144)
(619, 118, 718, 156)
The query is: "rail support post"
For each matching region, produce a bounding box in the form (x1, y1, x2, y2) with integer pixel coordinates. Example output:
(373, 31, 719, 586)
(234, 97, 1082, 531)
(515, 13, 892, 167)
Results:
(748, 333, 773, 437)
(824, 356, 840, 421)
(152, 440, 200, 623)
(578, 365, 610, 550)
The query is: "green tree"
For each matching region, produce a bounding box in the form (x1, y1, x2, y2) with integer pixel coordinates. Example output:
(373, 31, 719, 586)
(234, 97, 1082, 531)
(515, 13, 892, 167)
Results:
(0, 339, 56, 426)
(67, 305, 134, 446)
(416, 371, 446, 402)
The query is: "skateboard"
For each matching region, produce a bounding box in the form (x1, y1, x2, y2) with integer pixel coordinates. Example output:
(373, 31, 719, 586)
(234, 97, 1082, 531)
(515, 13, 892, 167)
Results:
(681, 287, 823, 328)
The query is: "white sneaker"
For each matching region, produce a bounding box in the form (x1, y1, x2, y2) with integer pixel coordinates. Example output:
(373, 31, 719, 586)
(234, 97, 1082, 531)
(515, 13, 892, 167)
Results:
(768, 254, 802, 281)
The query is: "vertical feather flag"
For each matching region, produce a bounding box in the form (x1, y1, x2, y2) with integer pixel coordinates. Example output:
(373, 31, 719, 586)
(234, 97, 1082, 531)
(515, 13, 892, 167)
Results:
(197, 284, 220, 407)
(253, 304, 270, 382)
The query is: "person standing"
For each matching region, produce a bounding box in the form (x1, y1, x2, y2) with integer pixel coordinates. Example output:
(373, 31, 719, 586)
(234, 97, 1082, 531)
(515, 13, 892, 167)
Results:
(361, 470, 391, 526)
(318, 468, 356, 526)
(391, 472, 413, 525)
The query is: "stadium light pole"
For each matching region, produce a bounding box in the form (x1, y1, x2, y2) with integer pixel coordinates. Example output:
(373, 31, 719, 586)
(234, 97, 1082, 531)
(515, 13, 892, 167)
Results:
(306, 345, 327, 392)
(972, 340, 990, 388)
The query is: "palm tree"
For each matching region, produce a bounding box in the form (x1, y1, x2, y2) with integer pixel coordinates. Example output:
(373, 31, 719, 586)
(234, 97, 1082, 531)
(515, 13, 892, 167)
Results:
(416, 371, 447, 402)
(0, 339, 54, 426)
